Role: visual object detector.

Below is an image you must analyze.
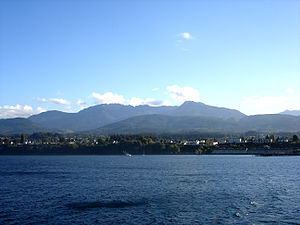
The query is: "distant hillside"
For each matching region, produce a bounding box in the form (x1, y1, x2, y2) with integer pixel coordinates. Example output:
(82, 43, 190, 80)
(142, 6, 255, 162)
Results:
(0, 118, 50, 134)
(29, 110, 82, 132)
(171, 101, 244, 119)
(93, 114, 239, 135)
(279, 110, 300, 116)
(29, 102, 245, 132)
(238, 114, 300, 132)
(29, 105, 173, 131)
(92, 114, 300, 135)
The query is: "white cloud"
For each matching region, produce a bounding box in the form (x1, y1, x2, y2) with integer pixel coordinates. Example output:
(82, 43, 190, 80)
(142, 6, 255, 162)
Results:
(77, 99, 86, 105)
(37, 98, 47, 103)
(23, 105, 33, 111)
(37, 97, 71, 105)
(129, 97, 144, 107)
(0, 104, 46, 119)
(286, 88, 295, 94)
(90, 92, 126, 105)
(167, 85, 200, 103)
(178, 32, 193, 40)
(89, 91, 170, 107)
(49, 98, 71, 105)
(152, 88, 159, 91)
(37, 107, 45, 112)
(240, 95, 300, 115)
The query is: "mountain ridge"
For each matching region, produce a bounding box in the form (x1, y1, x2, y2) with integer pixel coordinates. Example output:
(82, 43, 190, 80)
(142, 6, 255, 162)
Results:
(1, 102, 300, 135)
(28, 101, 245, 132)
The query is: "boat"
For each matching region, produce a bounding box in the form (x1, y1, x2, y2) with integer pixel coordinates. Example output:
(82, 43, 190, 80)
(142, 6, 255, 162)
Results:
(123, 151, 132, 157)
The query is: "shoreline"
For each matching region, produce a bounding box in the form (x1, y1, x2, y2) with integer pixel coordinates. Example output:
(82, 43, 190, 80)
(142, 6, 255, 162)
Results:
(1, 151, 299, 156)
(1, 143, 300, 156)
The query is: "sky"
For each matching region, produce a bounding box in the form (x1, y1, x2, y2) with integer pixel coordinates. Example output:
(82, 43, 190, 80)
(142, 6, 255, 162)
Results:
(0, 0, 300, 118)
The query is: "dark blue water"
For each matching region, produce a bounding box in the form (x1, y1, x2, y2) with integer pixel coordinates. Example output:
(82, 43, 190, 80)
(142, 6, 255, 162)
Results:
(0, 155, 299, 224)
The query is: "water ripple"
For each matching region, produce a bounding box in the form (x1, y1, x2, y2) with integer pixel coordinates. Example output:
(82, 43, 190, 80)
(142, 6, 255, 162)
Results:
(66, 199, 148, 210)
(0, 155, 299, 224)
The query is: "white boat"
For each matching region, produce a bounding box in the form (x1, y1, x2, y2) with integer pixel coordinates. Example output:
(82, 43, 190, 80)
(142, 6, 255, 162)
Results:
(123, 151, 132, 157)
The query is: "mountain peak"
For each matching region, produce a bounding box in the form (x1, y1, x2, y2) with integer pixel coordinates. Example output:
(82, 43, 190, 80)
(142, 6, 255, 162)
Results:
(279, 110, 300, 116)
(181, 101, 204, 106)
(176, 101, 245, 119)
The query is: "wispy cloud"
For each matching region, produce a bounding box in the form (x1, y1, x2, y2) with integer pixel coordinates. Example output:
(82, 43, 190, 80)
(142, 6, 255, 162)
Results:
(152, 88, 159, 91)
(178, 32, 193, 40)
(128, 97, 144, 106)
(286, 88, 295, 94)
(49, 98, 71, 105)
(37, 98, 71, 105)
(90, 92, 169, 107)
(90, 92, 126, 105)
(167, 85, 200, 103)
(176, 32, 194, 52)
(37, 98, 47, 103)
(76, 99, 86, 105)
(0, 104, 46, 119)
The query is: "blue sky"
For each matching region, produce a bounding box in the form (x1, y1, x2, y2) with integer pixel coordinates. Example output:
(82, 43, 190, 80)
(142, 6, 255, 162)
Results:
(0, 0, 299, 118)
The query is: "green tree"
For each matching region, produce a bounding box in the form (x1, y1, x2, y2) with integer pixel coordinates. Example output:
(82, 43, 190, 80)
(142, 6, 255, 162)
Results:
(20, 134, 25, 144)
(292, 135, 298, 143)
(59, 136, 66, 144)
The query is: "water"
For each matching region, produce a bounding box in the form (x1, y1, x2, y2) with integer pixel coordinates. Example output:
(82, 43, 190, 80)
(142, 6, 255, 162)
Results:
(0, 155, 299, 224)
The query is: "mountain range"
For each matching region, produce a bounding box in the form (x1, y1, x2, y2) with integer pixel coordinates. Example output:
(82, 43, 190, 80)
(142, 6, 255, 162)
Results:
(28, 101, 245, 132)
(1, 101, 300, 134)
